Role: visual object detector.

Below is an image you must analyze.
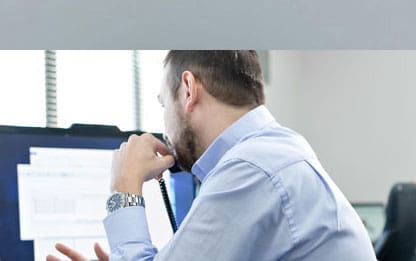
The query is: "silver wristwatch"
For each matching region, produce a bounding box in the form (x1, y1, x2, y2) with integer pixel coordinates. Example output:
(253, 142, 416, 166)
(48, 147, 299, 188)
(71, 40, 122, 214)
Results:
(106, 192, 145, 214)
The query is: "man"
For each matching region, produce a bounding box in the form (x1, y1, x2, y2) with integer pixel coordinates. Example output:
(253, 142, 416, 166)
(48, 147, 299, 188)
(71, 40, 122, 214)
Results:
(47, 51, 377, 260)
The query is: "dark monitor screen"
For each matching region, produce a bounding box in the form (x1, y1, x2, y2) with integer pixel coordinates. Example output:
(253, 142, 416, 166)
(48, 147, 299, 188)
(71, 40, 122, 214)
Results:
(0, 124, 194, 260)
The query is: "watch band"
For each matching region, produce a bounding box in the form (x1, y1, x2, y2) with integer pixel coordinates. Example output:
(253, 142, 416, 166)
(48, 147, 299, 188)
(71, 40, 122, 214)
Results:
(106, 192, 145, 214)
(125, 192, 145, 207)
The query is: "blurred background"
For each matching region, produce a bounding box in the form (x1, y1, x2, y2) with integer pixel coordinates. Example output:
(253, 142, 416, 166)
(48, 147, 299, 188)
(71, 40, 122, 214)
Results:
(2, 50, 414, 202)
(0, 50, 415, 260)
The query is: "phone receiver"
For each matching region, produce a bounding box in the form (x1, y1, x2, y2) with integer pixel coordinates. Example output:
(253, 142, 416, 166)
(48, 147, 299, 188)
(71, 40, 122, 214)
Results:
(168, 162, 182, 173)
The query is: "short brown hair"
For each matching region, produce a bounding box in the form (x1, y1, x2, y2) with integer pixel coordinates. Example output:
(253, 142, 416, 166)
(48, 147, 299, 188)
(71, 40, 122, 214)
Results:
(164, 50, 265, 106)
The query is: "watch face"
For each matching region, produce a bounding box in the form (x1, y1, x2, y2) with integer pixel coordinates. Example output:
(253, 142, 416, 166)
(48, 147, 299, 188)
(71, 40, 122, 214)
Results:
(107, 193, 124, 213)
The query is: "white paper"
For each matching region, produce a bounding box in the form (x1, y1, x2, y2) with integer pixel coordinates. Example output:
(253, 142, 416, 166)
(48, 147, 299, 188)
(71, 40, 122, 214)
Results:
(17, 146, 173, 260)
(17, 164, 110, 239)
(29, 147, 113, 168)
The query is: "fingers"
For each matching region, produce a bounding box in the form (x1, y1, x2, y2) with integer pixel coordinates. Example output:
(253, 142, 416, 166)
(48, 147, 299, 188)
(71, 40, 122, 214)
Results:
(46, 254, 61, 261)
(127, 133, 172, 156)
(47, 243, 106, 261)
(55, 243, 86, 261)
(151, 137, 171, 156)
(140, 134, 175, 172)
(94, 243, 109, 261)
(113, 133, 175, 187)
(150, 156, 175, 178)
(158, 154, 175, 169)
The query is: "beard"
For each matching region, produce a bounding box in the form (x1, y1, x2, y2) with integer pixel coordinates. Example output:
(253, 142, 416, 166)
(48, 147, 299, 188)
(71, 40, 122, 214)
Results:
(171, 110, 199, 173)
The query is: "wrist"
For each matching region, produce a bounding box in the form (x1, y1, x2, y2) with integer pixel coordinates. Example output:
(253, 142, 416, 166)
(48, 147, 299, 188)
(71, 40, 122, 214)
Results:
(113, 178, 144, 196)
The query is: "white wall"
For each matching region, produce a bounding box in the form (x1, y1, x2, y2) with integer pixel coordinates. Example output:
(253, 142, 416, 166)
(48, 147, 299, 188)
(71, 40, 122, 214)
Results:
(264, 51, 300, 129)
(265, 51, 416, 203)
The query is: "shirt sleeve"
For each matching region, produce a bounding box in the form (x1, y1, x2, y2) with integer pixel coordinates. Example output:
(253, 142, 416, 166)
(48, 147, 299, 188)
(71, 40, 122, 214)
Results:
(103, 159, 290, 261)
(104, 206, 157, 260)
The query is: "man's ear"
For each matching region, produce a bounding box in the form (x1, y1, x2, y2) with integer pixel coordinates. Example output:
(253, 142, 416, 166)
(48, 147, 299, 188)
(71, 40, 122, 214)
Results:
(181, 71, 198, 112)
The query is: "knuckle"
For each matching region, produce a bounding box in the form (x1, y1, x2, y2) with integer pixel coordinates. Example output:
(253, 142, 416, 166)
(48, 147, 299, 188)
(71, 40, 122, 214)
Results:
(128, 134, 139, 142)
(141, 133, 153, 139)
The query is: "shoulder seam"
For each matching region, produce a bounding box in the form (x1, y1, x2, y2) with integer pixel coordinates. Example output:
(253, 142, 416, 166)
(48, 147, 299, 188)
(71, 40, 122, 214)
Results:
(216, 157, 309, 246)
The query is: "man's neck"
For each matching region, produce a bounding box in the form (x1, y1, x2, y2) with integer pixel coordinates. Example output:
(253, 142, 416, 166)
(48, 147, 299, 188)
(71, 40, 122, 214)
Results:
(194, 103, 256, 157)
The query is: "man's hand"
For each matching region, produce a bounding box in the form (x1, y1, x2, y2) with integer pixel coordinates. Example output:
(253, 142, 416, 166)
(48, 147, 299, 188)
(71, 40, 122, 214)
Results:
(111, 133, 175, 195)
(46, 242, 108, 261)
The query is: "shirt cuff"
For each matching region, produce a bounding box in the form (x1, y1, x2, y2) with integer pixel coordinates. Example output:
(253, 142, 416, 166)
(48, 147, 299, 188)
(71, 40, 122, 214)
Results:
(103, 206, 152, 251)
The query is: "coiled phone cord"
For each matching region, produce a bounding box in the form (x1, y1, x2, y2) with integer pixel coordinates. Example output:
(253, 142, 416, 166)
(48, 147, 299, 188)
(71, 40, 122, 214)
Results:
(158, 178, 178, 233)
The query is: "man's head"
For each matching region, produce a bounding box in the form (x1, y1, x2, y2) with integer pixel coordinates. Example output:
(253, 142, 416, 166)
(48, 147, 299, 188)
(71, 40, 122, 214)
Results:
(164, 50, 264, 106)
(159, 50, 265, 172)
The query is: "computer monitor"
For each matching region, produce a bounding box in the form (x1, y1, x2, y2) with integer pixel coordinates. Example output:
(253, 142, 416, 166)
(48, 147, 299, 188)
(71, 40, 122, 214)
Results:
(0, 124, 195, 261)
(352, 202, 385, 244)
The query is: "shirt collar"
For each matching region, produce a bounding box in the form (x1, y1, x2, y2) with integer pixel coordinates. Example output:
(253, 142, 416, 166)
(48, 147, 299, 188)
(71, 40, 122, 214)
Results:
(191, 105, 277, 182)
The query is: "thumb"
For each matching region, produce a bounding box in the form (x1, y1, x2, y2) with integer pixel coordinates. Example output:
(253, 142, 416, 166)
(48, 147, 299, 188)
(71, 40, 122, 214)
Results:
(94, 243, 109, 261)
(155, 155, 175, 172)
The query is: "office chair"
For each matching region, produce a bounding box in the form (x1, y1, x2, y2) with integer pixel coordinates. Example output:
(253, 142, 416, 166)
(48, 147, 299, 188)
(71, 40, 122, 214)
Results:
(374, 182, 416, 261)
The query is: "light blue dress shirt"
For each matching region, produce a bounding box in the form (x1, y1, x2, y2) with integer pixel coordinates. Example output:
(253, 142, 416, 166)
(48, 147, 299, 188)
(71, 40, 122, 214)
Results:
(104, 105, 377, 261)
